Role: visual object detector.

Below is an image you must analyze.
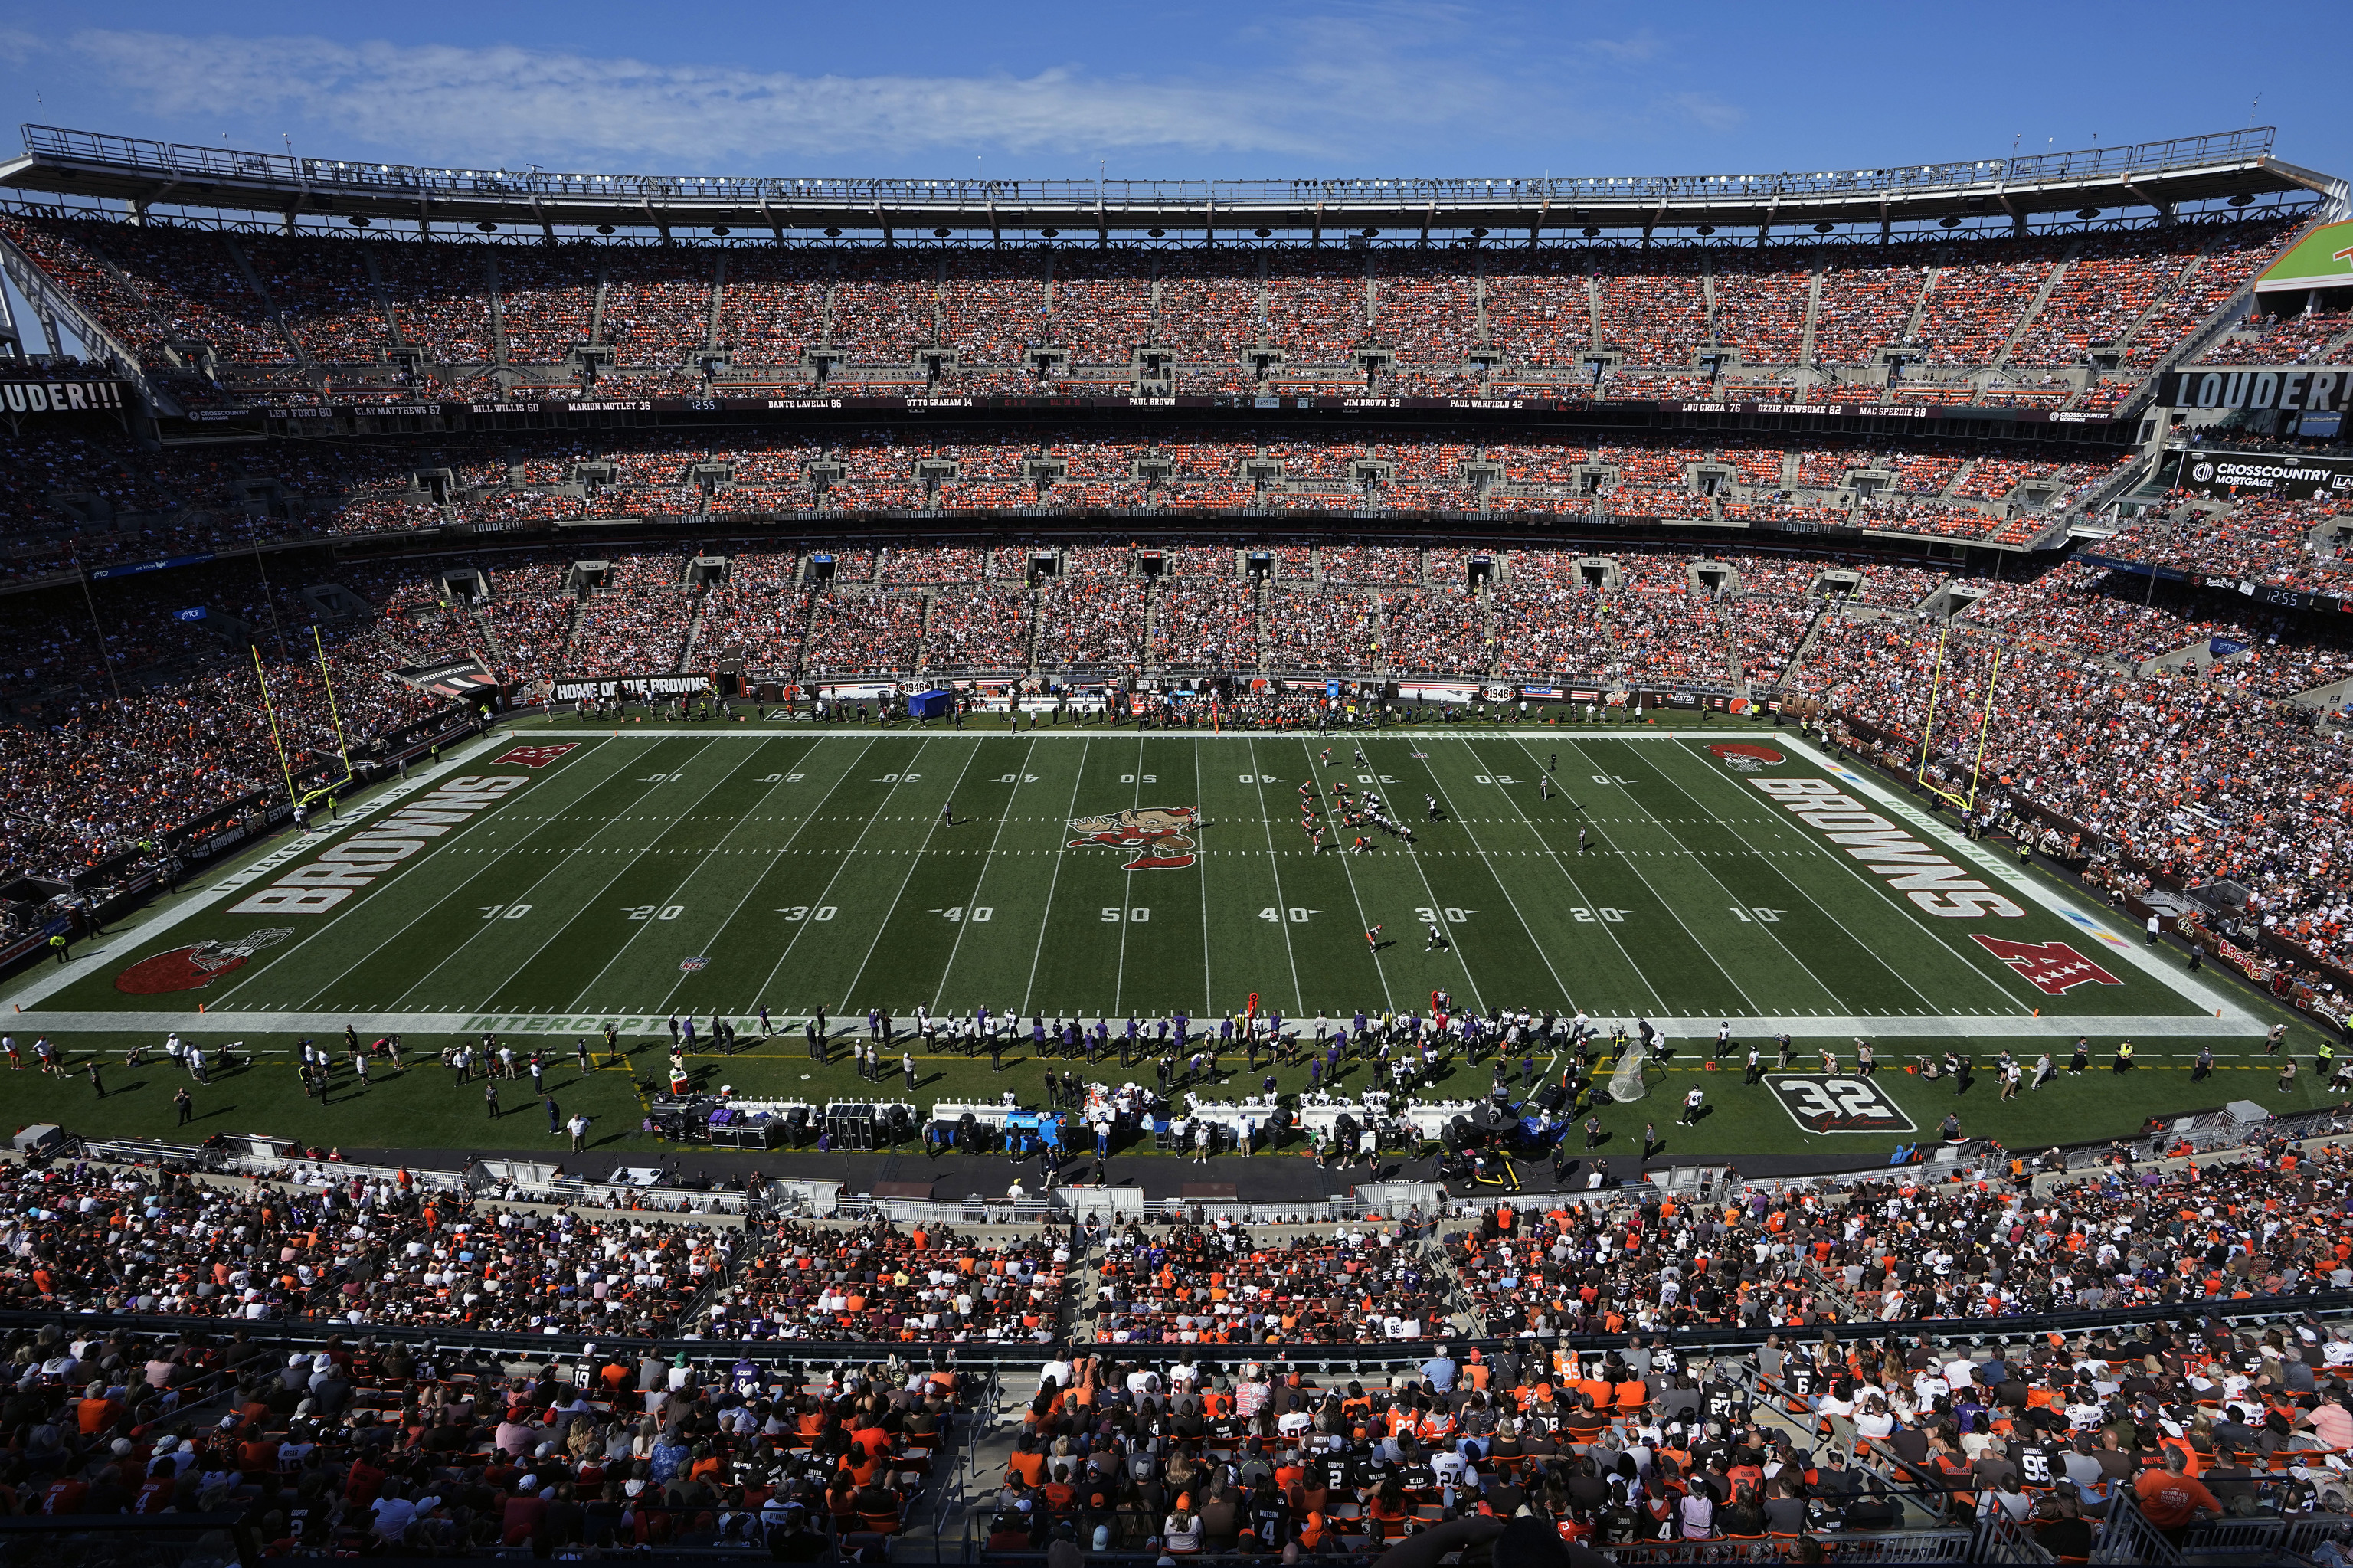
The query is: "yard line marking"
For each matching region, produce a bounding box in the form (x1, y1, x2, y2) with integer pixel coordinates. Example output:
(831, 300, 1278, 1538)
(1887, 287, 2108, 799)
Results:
(1543, 733, 1820, 1014)
(928, 736, 1041, 1016)
(1548, 733, 1942, 1016)
(1286, 738, 1402, 1016)
(1649, 738, 2016, 1013)
(1243, 740, 1307, 1017)
(1021, 737, 1094, 1016)
(1193, 738, 1215, 1017)
(1111, 735, 1152, 1016)
(463, 738, 785, 1016)
(835, 738, 987, 1011)
(744, 736, 931, 1010)
(1403, 739, 1604, 1014)
(643, 736, 875, 1016)
(1475, 735, 1762, 1013)
(252, 735, 659, 1013)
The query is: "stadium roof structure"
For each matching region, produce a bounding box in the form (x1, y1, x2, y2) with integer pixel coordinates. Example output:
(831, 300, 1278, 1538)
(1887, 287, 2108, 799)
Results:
(0, 124, 2338, 241)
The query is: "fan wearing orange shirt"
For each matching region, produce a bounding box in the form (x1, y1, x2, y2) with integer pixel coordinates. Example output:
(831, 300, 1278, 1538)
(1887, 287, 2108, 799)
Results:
(2135, 1451, 2221, 1537)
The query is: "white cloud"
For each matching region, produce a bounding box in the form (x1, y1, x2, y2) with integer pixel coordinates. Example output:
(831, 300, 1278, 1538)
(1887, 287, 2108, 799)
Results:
(38, 23, 1756, 175)
(62, 29, 1384, 168)
(1661, 91, 1745, 134)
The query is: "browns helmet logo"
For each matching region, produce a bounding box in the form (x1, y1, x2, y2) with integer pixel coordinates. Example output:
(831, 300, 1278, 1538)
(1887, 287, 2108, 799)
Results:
(114, 928, 293, 994)
(1066, 807, 1202, 870)
(1708, 742, 1785, 773)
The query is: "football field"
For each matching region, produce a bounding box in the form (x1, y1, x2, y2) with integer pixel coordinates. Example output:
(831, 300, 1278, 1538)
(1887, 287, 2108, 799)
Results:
(1, 717, 2316, 1162)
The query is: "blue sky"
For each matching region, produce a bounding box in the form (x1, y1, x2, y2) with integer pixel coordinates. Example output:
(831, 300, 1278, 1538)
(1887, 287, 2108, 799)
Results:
(0, 2, 2345, 184)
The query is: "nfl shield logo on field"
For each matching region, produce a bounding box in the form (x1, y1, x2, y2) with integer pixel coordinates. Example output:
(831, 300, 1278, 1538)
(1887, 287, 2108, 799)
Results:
(679, 957, 709, 973)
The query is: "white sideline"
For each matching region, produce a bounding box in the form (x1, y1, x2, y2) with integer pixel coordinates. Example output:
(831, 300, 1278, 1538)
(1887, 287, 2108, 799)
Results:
(0, 1007, 2266, 1043)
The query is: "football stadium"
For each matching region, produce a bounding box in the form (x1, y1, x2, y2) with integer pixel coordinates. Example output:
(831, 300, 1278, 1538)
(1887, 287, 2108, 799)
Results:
(0, 79, 2349, 1567)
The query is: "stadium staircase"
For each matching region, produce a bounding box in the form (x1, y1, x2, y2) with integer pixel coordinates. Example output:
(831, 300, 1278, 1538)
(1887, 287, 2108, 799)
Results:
(1989, 239, 2081, 368)
(1255, 574, 1273, 673)
(1798, 265, 1824, 366)
(1775, 600, 1837, 691)
(353, 247, 416, 367)
(0, 227, 167, 405)
(482, 253, 510, 369)
(2110, 231, 2220, 362)
(676, 591, 709, 676)
(218, 234, 316, 377)
(705, 254, 728, 354)
(1895, 265, 1939, 349)
(586, 263, 613, 347)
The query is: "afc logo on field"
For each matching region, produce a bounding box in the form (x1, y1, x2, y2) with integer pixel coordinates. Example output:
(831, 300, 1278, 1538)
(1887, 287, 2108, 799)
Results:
(1972, 935, 2123, 996)
(1767, 1075, 1916, 1134)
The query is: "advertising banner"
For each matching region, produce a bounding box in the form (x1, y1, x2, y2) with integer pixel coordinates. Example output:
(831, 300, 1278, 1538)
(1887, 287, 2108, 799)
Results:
(2168, 448, 2353, 501)
(0, 378, 134, 415)
(90, 552, 217, 581)
(170, 388, 2127, 427)
(549, 673, 713, 701)
(2153, 368, 2353, 416)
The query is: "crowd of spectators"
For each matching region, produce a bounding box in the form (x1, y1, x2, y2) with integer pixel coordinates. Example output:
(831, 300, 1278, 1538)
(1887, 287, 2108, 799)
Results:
(0, 422, 2189, 552)
(1154, 581, 1259, 672)
(712, 1220, 1065, 1343)
(1038, 582, 1147, 673)
(1798, 602, 2353, 967)
(2103, 496, 2351, 596)
(803, 593, 924, 678)
(1450, 1134, 2353, 1335)
(1267, 590, 1376, 675)
(922, 588, 1036, 673)
(0, 1289, 974, 1551)
(1090, 1221, 1453, 1344)
(1493, 555, 1612, 678)
(19, 1142, 2353, 1560)
(2201, 304, 2353, 367)
(3, 218, 2311, 414)
(1383, 589, 1491, 676)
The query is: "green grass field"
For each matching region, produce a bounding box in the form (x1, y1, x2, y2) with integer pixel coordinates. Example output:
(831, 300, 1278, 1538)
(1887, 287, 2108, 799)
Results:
(1, 715, 2329, 1165)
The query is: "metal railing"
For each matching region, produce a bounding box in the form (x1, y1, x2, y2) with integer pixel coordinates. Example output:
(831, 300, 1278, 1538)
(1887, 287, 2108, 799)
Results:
(2087, 1493, 2175, 1566)
(20, 124, 2279, 211)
